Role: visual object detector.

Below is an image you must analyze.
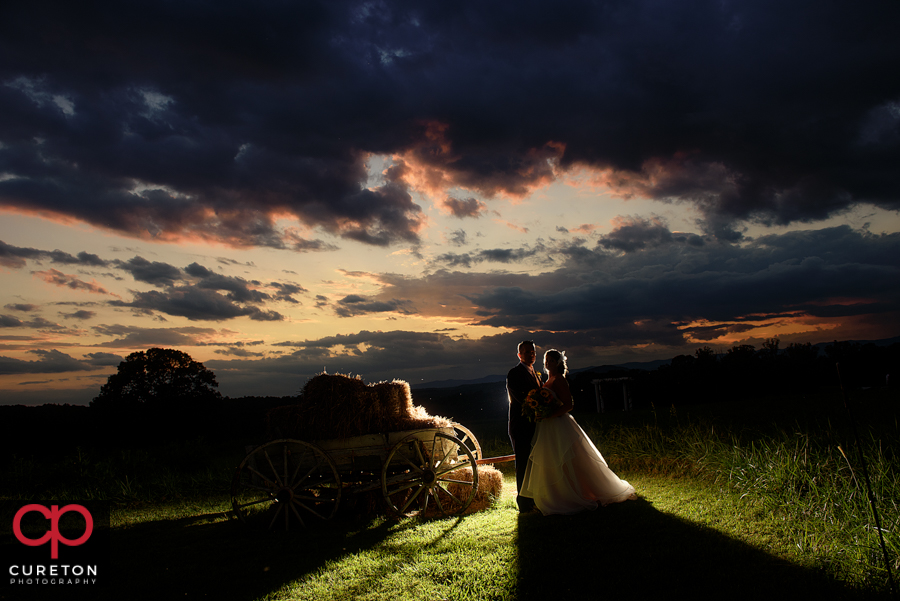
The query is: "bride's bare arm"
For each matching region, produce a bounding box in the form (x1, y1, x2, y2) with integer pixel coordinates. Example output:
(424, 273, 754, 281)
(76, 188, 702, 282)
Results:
(548, 377, 574, 417)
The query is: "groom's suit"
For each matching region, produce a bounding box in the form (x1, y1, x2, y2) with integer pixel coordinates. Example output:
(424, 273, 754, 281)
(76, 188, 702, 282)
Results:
(507, 362, 541, 510)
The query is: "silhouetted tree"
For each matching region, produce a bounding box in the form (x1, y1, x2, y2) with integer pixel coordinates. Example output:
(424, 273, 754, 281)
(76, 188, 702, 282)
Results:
(91, 348, 221, 412)
(694, 346, 717, 367)
(760, 337, 780, 361)
(784, 341, 818, 365)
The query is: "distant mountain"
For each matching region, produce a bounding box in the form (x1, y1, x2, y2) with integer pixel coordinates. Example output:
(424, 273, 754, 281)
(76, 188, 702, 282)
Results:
(410, 374, 507, 389)
(571, 359, 674, 374)
(412, 357, 672, 389)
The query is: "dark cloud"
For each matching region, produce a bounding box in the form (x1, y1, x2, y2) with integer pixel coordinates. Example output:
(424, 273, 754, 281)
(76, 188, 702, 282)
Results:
(24, 317, 67, 331)
(0, 315, 23, 327)
(84, 351, 124, 366)
(441, 197, 486, 219)
(315, 223, 900, 349)
(0, 349, 94, 374)
(446, 229, 468, 247)
(115, 256, 183, 287)
(466, 225, 900, 339)
(0, 240, 110, 269)
(99, 257, 289, 320)
(4, 303, 38, 312)
(434, 244, 547, 268)
(214, 347, 266, 358)
(1, 313, 67, 330)
(1, 1, 896, 246)
(193, 273, 270, 304)
(91, 324, 218, 348)
(598, 216, 675, 253)
(334, 295, 414, 318)
(60, 309, 96, 320)
(0, 243, 290, 322)
(269, 282, 306, 304)
(111, 287, 284, 322)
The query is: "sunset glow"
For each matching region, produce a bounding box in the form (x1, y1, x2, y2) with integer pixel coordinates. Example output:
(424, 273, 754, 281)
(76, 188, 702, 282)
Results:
(1, 1, 899, 405)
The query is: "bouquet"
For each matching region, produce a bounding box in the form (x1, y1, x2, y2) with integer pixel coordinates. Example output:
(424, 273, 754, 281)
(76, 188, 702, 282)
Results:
(522, 387, 562, 422)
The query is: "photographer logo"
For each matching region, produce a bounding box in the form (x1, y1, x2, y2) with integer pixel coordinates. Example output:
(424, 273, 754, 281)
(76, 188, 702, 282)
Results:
(4, 500, 108, 587)
(13, 504, 93, 559)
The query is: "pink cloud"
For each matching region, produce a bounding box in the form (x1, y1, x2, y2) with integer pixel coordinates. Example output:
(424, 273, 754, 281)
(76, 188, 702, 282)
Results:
(32, 269, 114, 296)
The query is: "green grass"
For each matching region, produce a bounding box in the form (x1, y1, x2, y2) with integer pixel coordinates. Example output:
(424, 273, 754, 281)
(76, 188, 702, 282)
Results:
(2, 389, 898, 600)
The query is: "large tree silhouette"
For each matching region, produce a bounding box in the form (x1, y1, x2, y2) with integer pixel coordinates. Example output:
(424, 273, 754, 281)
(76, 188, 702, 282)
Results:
(91, 348, 221, 412)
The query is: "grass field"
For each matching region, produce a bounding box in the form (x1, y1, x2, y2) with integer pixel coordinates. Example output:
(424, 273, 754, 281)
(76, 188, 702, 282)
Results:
(2, 388, 897, 600)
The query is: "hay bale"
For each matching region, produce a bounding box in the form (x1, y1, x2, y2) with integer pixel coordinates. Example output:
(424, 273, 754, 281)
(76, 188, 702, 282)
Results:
(266, 372, 451, 440)
(386, 464, 504, 517)
(447, 465, 504, 514)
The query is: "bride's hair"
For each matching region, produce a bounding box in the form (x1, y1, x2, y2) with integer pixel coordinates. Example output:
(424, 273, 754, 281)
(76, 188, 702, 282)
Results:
(543, 349, 568, 376)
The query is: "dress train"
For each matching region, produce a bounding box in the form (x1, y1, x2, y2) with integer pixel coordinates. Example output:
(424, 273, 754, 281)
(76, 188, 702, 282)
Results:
(520, 414, 636, 515)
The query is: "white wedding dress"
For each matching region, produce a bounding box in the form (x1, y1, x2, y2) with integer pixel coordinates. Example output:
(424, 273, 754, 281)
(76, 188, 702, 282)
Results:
(520, 401, 637, 515)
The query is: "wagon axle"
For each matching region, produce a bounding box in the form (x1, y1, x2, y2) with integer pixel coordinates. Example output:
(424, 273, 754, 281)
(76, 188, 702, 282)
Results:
(421, 468, 438, 487)
(274, 487, 293, 505)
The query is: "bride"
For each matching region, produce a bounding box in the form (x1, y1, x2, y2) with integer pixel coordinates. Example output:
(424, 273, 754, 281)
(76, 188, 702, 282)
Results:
(520, 349, 637, 515)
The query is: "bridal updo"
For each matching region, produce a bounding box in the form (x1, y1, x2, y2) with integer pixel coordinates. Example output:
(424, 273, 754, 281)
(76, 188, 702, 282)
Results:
(543, 349, 568, 377)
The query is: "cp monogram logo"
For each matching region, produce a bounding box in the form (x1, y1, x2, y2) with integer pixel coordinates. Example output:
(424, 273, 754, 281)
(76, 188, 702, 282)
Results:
(12, 504, 94, 559)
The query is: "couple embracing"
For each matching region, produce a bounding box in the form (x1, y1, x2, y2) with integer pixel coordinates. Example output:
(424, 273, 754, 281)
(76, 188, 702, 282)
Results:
(507, 340, 637, 515)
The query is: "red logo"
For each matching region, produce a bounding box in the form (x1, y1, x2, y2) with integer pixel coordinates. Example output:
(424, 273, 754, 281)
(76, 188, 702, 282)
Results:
(12, 504, 94, 559)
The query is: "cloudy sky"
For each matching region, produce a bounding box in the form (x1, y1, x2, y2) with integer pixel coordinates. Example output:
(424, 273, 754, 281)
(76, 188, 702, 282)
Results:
(2, 0, 899, 405)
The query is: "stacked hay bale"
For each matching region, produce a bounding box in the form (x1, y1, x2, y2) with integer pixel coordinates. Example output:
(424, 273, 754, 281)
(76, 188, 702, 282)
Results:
(266, 372, 451, 440)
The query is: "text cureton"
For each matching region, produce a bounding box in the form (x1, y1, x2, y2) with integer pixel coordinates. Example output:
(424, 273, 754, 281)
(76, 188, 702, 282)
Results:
(8, 565, 98, 577)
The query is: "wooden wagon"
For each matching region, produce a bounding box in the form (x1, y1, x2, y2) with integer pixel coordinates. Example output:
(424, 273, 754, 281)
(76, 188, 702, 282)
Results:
(231, 422, 489, 531)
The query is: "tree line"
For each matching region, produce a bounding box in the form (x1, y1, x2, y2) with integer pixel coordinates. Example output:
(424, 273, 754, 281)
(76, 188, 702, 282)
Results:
(569, 338, 899, 411)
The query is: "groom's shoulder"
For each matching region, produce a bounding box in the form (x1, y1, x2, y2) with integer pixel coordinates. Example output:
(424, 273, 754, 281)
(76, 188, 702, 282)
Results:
(507, 363, 523, 378)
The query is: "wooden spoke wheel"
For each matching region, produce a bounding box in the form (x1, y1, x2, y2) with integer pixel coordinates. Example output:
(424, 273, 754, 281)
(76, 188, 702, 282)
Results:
(381, 432, 478, 518)
(231, 439, 341, 531)
(451, 422, 482, 461)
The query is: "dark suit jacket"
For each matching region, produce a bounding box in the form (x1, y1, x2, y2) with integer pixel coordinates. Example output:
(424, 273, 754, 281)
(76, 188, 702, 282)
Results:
(507, 362, 541, 438)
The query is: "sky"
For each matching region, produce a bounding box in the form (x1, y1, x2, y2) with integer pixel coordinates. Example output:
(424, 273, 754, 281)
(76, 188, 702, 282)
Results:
(1, 0, 899, 406)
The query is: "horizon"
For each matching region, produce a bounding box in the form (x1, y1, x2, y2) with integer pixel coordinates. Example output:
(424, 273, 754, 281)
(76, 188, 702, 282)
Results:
(4, 333, 896, 406)
(2, 2, 900, 406)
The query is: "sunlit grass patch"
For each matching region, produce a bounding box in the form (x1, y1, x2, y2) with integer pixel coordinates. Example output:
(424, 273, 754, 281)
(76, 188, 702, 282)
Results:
(267, 489, 520, 601)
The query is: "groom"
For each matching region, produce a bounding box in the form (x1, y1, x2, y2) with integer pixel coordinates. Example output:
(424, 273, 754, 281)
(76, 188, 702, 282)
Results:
(507, 340, 541, 513)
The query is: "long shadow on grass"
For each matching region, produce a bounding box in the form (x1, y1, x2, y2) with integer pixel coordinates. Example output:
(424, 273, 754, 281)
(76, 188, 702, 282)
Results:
(2, 509, 415, 601)
(516, 497, 886, 601)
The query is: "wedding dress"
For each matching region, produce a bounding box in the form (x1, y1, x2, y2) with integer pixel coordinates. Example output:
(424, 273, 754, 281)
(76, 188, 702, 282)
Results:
(520, 399, 637, 515)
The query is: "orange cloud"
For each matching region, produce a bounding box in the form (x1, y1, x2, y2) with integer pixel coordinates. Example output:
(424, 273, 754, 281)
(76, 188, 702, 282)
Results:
(32, 269, 114, 296)
(495, 219, 529, 234)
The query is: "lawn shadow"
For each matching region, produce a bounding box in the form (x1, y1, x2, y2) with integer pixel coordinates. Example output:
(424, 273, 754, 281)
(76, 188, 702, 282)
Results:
(516, 496, 888, 601)
(2, 508, 414, 601)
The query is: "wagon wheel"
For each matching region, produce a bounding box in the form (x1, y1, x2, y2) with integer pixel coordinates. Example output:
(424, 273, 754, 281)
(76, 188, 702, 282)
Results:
(381, 432, 478, 518)
(451, 423, 482, 461)
(231, 439, 341, 531)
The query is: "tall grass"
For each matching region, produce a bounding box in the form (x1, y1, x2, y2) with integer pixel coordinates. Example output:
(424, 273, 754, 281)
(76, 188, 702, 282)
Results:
(2, 438, 242, 504)
(576, 391, 900, 591)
